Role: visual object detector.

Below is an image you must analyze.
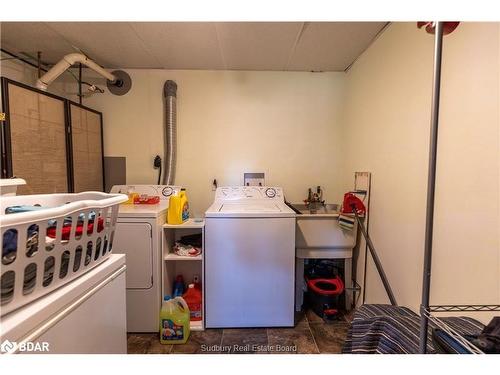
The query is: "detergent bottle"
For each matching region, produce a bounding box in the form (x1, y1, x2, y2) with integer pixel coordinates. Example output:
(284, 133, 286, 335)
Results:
(159, 295, 191, 345)
(167, 189, 189, 225)
(183, 284, 202, 321)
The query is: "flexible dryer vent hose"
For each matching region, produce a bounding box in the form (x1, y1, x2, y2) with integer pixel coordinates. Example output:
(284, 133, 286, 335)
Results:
(162, 80, 177, 185)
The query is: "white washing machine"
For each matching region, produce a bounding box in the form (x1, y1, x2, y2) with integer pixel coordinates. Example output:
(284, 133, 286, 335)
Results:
(205, 186, 296, 328)
(110, 185, 181, 332)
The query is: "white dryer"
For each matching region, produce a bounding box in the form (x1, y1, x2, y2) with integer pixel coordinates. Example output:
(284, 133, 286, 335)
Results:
(205, 186, 296, 328)
(110, 185, 181, 332)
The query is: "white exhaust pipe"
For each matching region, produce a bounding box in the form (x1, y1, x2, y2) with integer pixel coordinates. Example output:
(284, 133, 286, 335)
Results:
(36, 53, 116, 91)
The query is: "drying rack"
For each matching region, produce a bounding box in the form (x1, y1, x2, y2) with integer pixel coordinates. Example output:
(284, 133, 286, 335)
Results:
(422, 305, 500, 354)
(418, 22, 500, 353)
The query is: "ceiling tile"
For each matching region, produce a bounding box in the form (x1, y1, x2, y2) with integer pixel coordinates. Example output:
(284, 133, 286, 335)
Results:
(45, 22, 160, 68)
(215, 22, 303, 70)
(130, 22, 224, 70)
(287, 22, 387, 71)
(1, 22, 388, 72)
(1, 22, 74, 64)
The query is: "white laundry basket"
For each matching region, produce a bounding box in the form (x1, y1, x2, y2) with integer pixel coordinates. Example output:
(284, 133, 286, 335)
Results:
(0, 191, 127, 315)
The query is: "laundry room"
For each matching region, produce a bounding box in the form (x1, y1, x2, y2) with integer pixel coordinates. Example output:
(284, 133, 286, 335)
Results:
(1, 1, 500, 372)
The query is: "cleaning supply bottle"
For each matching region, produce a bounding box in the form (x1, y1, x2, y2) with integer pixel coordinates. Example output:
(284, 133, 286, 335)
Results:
(167, 189, 189, 225)
(123, 188, 138, 204)
(172, 275, 185, 297)
(183, 284, 202, 321)
(159, 295, 190, 345)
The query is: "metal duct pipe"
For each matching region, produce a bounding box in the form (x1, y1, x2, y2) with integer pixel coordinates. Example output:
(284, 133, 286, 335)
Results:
(162, 80, 177, 185)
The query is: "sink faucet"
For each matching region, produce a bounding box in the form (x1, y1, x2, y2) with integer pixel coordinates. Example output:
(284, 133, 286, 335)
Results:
(304, 186, 325, 213)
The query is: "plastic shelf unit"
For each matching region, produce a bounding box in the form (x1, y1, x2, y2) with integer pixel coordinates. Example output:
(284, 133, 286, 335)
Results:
(162, 219, 205, 331)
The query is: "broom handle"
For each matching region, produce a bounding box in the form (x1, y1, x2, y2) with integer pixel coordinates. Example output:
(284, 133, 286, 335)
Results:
(353, 208, 398, 306)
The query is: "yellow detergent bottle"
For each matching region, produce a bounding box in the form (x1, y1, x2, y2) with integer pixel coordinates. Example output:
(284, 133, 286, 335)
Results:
(167, 189, 189, 224)
(159, 296, 190, 345)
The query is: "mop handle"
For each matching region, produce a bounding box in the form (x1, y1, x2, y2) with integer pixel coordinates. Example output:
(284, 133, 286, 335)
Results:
(352, 204, 398, 306)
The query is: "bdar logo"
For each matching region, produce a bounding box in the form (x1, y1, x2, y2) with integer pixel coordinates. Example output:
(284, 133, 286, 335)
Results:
(1, 340, 17, 353)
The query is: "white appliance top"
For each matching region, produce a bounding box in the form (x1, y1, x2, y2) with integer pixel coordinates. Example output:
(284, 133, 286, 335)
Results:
(206, 186, 295, 218)
(1, 254, 126, 343)
(0, 178, 26, 187)
(110, 185, 182, 218)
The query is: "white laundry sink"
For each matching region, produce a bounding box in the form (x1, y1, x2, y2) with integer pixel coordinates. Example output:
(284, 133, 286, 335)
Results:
(291, 203, 358, 311)
(292, 203, 357, 257)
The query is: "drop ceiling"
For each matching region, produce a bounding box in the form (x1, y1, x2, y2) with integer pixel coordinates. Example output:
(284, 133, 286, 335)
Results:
(0, 22, 387, 71)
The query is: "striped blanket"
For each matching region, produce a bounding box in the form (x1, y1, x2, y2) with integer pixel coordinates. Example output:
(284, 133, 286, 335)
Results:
(342, 304, 484, 354)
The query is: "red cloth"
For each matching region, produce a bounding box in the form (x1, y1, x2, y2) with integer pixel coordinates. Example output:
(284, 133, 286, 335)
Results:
(46, 218, 104, 240)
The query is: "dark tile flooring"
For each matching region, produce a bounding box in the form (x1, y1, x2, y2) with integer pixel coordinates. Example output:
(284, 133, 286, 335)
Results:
(127, 310, 353, 354)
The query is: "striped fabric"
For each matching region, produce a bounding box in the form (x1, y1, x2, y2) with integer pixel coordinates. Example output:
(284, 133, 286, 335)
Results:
(342, 304, 484, 354)
(338, 214, 355, 230)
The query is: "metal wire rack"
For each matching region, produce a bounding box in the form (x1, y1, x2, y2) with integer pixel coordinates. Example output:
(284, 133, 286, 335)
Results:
(429, 305, 500, 313)
(424, 306, 484, 354)
(418, 21, 500, 353)
(423, 305, 500, 354)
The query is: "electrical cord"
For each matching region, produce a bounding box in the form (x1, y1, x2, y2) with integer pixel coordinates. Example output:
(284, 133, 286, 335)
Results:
(154, 155, 162, 185)
(65, 69, 105, 93)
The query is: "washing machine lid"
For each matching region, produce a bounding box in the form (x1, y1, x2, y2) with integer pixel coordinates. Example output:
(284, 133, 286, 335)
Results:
(221, 201, 282, 213)
(206, 201, 295, 218)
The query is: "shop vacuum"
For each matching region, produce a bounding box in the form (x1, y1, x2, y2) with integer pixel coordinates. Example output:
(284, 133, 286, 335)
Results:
(304, 260, 345, 320)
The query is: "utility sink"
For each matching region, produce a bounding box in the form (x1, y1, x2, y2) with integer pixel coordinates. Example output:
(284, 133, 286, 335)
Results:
(292, 203, 340, 216)
(291, 202, 357, 255)
(291, 202, 358, 312)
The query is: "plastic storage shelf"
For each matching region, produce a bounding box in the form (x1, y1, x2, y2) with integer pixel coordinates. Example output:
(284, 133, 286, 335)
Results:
(162, 219, 205, 331)
(0, 191, 127, 315)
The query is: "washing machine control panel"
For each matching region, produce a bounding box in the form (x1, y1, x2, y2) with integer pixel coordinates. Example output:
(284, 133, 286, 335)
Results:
(215, 186, 284, 201)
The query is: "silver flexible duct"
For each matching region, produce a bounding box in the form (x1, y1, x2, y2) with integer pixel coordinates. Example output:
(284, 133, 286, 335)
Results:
(162, 80, 177, 185)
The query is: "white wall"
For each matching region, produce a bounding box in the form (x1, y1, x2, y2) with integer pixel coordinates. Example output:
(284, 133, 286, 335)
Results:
(84, 70, 346, 216)
(341, 22, 500, 321)
(1, 60, 347, 216)
(498, 24, 500, 307)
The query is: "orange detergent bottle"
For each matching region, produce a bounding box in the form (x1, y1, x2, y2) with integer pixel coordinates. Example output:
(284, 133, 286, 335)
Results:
(182, 284, 202, 321)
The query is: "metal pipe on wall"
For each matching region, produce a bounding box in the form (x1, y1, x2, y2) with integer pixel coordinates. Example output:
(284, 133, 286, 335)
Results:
(419, 21, 444, 354)
(162, 80, 177, 185)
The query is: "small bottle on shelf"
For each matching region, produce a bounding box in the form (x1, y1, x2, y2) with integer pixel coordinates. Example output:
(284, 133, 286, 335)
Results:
(173, 275, 185, 297)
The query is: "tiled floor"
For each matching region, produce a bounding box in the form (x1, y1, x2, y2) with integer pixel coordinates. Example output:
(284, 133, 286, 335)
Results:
(127, 310, 352, 354)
